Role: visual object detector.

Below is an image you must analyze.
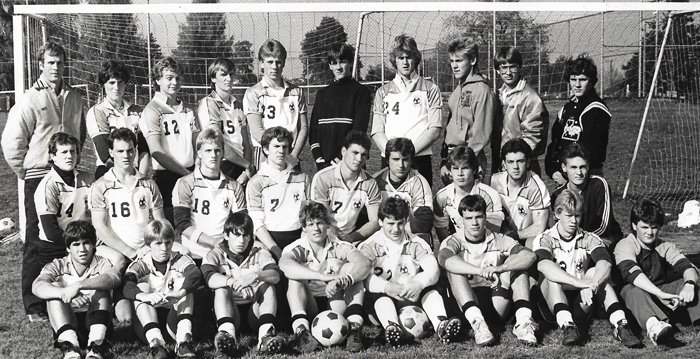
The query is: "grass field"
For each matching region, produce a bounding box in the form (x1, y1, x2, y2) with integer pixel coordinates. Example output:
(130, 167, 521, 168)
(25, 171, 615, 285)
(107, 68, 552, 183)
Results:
(1, 98, 700, 358)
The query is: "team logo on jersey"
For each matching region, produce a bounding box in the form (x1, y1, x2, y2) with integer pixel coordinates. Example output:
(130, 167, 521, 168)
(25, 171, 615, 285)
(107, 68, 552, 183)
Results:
(562, 117, 582, 141)
(139, 196, 147, 209)
(352, 198, 362, 210)
(293, 191, 301, 202)
(399, 265, 410, 275)
(412, 97, 421, 107)
(575, 261, 584, 272)
(223, 197, 230, 210)
(289, 103, 295, 112)
(461, 91, 471, 107)
(517, 204, 526, 216)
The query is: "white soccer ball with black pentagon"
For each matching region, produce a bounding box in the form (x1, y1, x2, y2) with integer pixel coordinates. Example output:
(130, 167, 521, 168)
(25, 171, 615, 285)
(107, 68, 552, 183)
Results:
(399, 305, 431, 340)
(311, 310, 348, 347)
(0, 218, 14, 235)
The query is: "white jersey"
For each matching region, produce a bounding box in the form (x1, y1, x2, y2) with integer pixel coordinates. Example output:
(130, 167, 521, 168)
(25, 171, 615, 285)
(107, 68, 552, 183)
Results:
(433, 181, 504, 233)
(490, 171, 550, 231)
(359, 231, 433, 286)
(532, 226, 607, 282)
(86, 99, 144, 167)
(198, 91, 248, 157)
(35, 168, 93, 243)
(125, 252, 196, 308)
(246, 162, 310, 232)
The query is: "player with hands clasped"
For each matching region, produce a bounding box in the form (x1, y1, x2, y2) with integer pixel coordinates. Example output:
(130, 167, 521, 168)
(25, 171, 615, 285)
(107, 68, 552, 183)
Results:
(615, 199, 700, 346)
(533, 190, 642, 348)
(438, 195, 538, 346)
(279, 202, 371, 353)
(201, 212, 284, 357)
(360, 197, 460, 346)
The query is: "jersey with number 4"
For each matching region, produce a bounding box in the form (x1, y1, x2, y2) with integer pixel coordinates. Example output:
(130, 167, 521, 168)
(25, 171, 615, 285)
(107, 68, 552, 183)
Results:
(35, 168, 93, 243)
(243, 78, 307, 148)
(198, 91, 248, 157)
(359, 231, 432, 286)
(90, 169, 163, 250)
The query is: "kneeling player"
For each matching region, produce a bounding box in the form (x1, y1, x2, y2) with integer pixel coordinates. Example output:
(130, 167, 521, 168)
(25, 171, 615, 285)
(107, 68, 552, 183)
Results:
(201, 212, 284, 357)
(123, 220, 203, 358)
(32, 220, 121, 359)
(360, 197, 461, 346)
(438, 195, 537, 346)
(533, 190, 642, 348)
(279, 202, 371, 353)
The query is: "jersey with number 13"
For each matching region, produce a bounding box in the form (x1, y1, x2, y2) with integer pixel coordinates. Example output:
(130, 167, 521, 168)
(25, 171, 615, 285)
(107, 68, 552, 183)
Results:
(243, 79, 306, 148)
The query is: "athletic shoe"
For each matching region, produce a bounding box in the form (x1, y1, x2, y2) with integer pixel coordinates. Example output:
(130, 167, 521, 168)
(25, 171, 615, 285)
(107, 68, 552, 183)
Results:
(214, 331, 237, 357)
(436, 317, 461, 344)
(86, 340, 112, 359)
(296, 328, 321, 354)
(149, 340, 170, 359)
(345, 326, 364, 352)
(614, 319, 643, 348)
(28, 312, 48, 323)
(471, 317, 495, 346)
(58, 341, 81, 359)
(648, 320, 673, 346)
(258, 327, 284, 354)
(561, 322, 580, 346)
(385, 321, 403, 346)
(512, 319, 538, 346)
(176, 337, 196, 358)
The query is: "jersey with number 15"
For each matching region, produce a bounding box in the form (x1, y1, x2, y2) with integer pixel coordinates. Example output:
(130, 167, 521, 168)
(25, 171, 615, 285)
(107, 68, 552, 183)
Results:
(243, 78, 307, 148)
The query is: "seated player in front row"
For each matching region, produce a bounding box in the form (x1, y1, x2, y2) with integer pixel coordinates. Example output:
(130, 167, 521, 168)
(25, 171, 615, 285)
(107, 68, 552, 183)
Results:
(279, 202, 371, 353)
(360, 197, 461, 346)
(202, 212, 284, 357)
(615, 199, 700, 346)
(438, 195, 538, 346)
(173, 127, 247, 260)
(122, 220, 203, 359)
(533, 190, 642, 348)
(33, 221, 121, 359)
(434, 144, 504, 242)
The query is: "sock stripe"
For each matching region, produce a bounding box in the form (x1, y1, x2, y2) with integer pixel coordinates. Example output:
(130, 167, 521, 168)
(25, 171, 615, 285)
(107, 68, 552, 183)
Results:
(216, 317, 236, 327)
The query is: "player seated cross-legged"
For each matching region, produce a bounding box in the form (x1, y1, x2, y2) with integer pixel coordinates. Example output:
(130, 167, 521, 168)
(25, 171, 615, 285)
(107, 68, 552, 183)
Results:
(32, 221, 121, 359)
(201, 211, 284, 357)
(434, 144, 504, 243)
(373, 137, 433, 240)
(359, 197, 461, 346)
(438, 195, 538, 346)
(123, 220, 203, 359)
(533, 189, 642, 348)
(173, 127, 247, 260)
(279, 202, 371, 353)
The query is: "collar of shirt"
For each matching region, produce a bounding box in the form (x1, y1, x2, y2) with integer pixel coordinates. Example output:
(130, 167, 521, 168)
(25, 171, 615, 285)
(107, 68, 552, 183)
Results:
(67, 254, 99, 279)
(209, 90, 237, 111)
(500, 171, 534, 197)
(300, 233, 338, 264)
(335, 163, 370, 191)
(105, 168, 145, 190)
(153, 92, 183, 113)
(194, 166, 228, 189)
(261, 76, 289, 90)
(392, 72, 420, 92)
(103, 98, 132, 115)
(550, 225, 585, 244)
(257, 162, 291, 183)
(499, 78, 527, 97)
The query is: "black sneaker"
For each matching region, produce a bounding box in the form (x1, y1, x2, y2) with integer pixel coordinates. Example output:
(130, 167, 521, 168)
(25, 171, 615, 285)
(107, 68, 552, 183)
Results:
(214, 331, 237, 357)
(176, 339, 196, 358)
(149, 340, 170, 359)
(614, 320, 643, 348)
(259, 327, 285, 354)
(385, 321, 403, 347)
(296, 328, 321, 354)
(436, 317, 461, 344)
(561, 322, 580, 346)
(345, 326, 364, 352)
(86, 340, 112, 359)
(58, 341, 81, 359)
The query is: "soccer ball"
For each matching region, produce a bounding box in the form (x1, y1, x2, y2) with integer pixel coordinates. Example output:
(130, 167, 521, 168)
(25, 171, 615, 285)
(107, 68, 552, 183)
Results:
(0, 218, 15, 234)
(311, 310, 348, 347)
(398, 305, 431, 340)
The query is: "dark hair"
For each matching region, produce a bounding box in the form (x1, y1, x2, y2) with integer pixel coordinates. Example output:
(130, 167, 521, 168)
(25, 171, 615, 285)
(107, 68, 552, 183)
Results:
(390, 34, 422, 69)
(299, 201, 331, 226)
(37, 41, 66, 63)
(108, 127, 138, 149)
(500, 138, 532, 162)
(457, 195, 487, 216)
(208, 58, 236, 90)
(327, 43, 354, 64)
(260, 126, 293, 151)
(152, 56, 180, 83)
(63, 220, 97, 248)
(258, 39, 287, 62)
(566, 54, 598, 87)
(384, 137, 415, 162)
(342, 130, 371, 152)
(494, 46, 522, 68)
(224, 211, 255, 238)
(98, 60, 131, 87)
(560, 142, 590, 165)
(630, 198, 665, 231)
(144, 220, 176, 247)
(378, 197, 411, 221)
(447, 144, 479, 176)
(553, 189, 584, 216)
(48, 132, 80, 161)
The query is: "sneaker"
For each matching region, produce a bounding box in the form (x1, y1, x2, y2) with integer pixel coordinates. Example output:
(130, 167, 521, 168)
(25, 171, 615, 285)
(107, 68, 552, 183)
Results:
(648, 320, 673, 346)
(149, 340, 170, 359)
(58, 341, 81, 359)
(214, 331, 237, 357)
(345, 326, 364, 352)
(471, 317, 495, 346)
(513, 320, 538, 346)
(614, 320, 643, 348)
(385, 321, 403, 346)
(86, 340, 112, 359)
(561, 322, 581, 346)
(28, 312, 48, 323)
(296, 328, 321, 354)
(436, 317, 461, 344)
(176, 338, 196, 358)
(258, 328, 285, 354)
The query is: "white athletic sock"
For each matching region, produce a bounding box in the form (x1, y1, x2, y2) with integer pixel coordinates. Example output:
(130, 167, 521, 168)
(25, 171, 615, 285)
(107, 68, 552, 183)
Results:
(515, 307, 533, 325)
(218, 322, 236, 337)
(646, 316, 661, 333)
(258, 323, 274, 342)
(145, 327, 165, 346)
(464, 306, 485, 325)
(556, 310, 574, 328)
(176, 318, 193, 343)
(87, 323, 107, 346)
(57, 329, 80, 347)
(421, 289, 447, 329)
(374, 296, 399, 328)
(347, 314, 363, 328)
(609, 310, 626, 327)
(292, 312, 310, 334)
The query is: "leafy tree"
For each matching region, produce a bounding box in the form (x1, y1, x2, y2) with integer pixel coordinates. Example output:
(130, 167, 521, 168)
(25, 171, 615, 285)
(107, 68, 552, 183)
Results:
(300, 16, 350, 85)
(0, 1, 13, 92)
(232, 40, 257, 86)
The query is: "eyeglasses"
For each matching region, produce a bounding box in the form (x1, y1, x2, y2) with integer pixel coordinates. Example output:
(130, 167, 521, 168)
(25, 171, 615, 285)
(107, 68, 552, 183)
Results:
(498, 65, 519, 74)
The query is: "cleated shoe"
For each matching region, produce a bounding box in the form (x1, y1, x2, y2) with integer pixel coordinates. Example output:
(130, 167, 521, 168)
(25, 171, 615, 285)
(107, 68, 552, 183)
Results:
(561, 322, 581, 346)
(258, 327, 285, 355)
(148, 340, 170, 359)
(296, 328, 321, 354)
(58, 341, 81, 359)
(86, 340, 112, 359)
(436, 317, 461, 344)
(345, 326, 364, 352)
(214, 331, 237, 357)
(614, 320, 643, 348)
(385, 321, 403, 347)
(513, 319, 538, 346)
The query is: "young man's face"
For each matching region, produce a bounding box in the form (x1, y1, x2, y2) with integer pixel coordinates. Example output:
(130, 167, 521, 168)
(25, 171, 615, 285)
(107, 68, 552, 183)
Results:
(261, 56, 285, 83)
(104, 77, 126, 104)
(213, 69, 234, 93)
(329, 59, 352, 81)
(498, 62, 521, 88)
(225, 231, 251, 254)
(570, 74, 594, 98)
(341, 144, 368, 173)
(633, 220, 660, 246)
(264, 138, 290, 168)
(51, 143, 78, 172)
(198, 142, 223, 172)
(561, 156, 589, 187)
(504, 152, 529, 182)
(450, 163, 476, 189)
(387, 151, 411, 182)
(449, 53, 474, 81)
(68, 238, 95, 266)
(395, 52, 417, 78)
(149, 237, 174, 262)
(380, 215, 407, 243)
(304, 218, 329, 246)
(40, 52, 65, 85)
(555, 209, 581, 238)
(462, 209, 486, 241)
(156, 68, 181, 97)
(110, 139, 136, 171)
